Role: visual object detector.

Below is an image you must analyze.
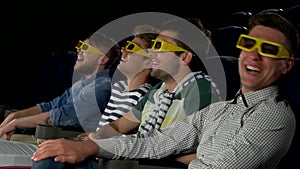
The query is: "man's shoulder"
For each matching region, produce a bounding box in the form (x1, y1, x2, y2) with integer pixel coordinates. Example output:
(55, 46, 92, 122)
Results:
(184, 72, 214, 89)
(95, 69, 111, 79)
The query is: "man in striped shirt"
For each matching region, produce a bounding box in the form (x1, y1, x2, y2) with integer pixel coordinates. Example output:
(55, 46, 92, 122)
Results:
(96, 24, 159, 130)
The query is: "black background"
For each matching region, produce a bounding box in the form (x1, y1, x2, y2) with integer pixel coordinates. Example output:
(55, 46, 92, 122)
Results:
(0, 0, 299, 108)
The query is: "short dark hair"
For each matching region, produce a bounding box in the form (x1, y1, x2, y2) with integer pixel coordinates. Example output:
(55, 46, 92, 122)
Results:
(248, 12, 299, 57)
(133, 24, 160, 49)
(161, 17, 211, 72)
(89, 32, 121, 69)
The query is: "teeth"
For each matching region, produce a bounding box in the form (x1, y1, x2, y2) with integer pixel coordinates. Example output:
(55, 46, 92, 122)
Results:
(246, 65, 261, 72)
(151, 58, 160, 65)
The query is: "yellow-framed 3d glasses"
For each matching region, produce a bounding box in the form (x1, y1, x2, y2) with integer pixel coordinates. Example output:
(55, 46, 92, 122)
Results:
(236, 34, 290, 59)
(75, 40, 105, 56)
(150, 39, 188, 53)
(124, 41, 151, 58)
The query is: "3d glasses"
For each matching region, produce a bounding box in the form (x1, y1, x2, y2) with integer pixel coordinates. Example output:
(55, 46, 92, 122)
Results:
(236, 34, 290, 59)
(75, 40, 105, 56)
(124, 41, 151, 58)
(150, 39, 188, 53)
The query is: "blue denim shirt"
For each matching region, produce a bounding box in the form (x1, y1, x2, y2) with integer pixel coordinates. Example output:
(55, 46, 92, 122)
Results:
(38, 69, 112, 132)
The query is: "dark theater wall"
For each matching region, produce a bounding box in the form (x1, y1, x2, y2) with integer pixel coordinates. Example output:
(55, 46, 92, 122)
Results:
(0, 0, 299, 108)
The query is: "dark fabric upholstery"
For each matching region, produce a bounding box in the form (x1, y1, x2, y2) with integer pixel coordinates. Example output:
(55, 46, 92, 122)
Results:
(205, 55, 240, 101)
(211, 26, 248, 57)
(276, 58, 300, 169)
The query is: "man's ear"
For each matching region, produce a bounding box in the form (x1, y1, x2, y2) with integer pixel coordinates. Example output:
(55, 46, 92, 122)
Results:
(99, 56, 110, 65)
(180, 52, 193, 65)
(285, 58, 294, 73)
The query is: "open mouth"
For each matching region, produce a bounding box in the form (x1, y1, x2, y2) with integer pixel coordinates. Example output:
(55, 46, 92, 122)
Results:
(120, 57, 127, 62)
(77, 56, 84, 61)
(151, 58, 160, 65)
(246, 65, 261, 73)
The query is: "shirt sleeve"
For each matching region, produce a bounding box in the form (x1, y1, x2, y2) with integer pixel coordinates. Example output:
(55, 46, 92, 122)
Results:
(38, 88, 72, 112)
(92, 110, 202, 160)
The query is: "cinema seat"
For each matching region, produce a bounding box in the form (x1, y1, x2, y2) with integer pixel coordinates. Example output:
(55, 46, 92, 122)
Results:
(275, 58, 300, 169)
(211, 26, 248, 57)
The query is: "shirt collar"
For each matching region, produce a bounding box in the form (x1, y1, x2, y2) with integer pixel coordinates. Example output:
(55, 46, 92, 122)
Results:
(160, 71, 205, 94)
(81, 69, 110, 86)
(231, 86, 279, 108)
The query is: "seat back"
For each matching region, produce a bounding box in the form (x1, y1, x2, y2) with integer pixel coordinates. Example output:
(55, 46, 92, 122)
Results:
(276, 58, 300, 168)
(284, 4, 300, 28)
(284, 4, 300, 59)
(205, 56, 240, 101)
(223, 11, 252, 27)
(211, 26, 248, 57)
(259, 8, 285, 15)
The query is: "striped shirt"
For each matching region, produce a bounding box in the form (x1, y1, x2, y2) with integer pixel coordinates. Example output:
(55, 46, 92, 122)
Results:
(96, 80, 152, 131)
(134, 71, 221, 133)
(96, 86, 296, 169)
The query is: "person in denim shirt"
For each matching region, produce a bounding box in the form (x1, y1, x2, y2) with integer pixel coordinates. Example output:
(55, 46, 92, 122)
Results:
(0, 25, 157, 167)
(0, 32, 121, 139)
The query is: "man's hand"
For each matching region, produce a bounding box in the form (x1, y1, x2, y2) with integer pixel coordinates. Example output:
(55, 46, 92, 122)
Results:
(0, 106, 41, 128)
(31, 139, 99, 164)
(77, 132, 91, 141)
(0, 119, 17, 140)
(175, 153, 197, 165)
(0, 112, 16, 128)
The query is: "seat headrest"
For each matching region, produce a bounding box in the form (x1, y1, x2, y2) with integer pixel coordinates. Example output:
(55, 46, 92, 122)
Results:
(279, 58, 300, 114)
(211, 26, 248, 57)
(205, 56, 240, 101)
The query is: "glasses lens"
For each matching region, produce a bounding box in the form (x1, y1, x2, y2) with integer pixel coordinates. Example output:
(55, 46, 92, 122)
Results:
(126, 43, 135, 51)
(81, 44, 89, 51)
(261, 43, 279, 55)
(240, 36, 256, 49)
(154, 41, 162, 50)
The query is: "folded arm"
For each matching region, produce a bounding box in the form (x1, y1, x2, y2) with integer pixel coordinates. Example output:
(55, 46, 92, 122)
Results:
(89, 110, 141, 140)
(0, 112, 51, 140)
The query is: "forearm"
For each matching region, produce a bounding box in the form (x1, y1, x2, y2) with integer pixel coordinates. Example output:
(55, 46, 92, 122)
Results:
(88, 116, 140, 140)
(12, 106, 41, 119)
(13, 112, 51, 128)
(89, 123, 122, 140)
(0, 106, 41, 127)
(94, 130, 173, 160)
(83, 140, 100, 157)
(94, 121, 198, 160)
(175, 153, 197, 165)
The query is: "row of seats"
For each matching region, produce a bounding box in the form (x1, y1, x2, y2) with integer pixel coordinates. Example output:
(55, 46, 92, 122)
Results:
(275, 57, 300, 169)
(210, 4, 300, 58)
